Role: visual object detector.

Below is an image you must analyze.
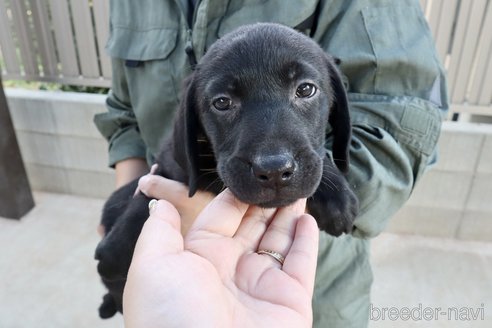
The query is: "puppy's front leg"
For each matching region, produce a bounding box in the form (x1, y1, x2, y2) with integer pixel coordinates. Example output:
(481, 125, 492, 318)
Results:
(307, 161, 358, 236)
(95, 193, 150, 280)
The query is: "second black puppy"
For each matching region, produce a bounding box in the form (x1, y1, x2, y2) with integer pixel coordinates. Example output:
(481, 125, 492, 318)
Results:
(95, 23, 358, 319)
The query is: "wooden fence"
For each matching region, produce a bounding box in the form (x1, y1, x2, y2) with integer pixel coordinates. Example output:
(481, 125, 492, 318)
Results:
(421, 0, 492, 117)
(0, 0, 110, 87)
(0, 0, 491, 116)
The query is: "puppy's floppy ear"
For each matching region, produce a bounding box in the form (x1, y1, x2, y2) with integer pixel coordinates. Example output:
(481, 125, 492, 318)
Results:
(173, 75, 200, 196)
(326, 57, 351, 174)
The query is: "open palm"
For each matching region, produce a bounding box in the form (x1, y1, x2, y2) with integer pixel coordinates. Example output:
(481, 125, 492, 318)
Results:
(123, 189, 319, 328)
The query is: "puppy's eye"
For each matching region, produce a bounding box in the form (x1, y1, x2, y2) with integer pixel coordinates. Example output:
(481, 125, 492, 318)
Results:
(295, 83, 317, 98)
(212, 97, 233, 111)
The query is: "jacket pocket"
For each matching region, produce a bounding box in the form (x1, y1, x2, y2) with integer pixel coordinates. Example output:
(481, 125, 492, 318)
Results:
(217, 0, 319, 38)
(361, 4, 441, 97)
(106, 0, 181, 61)
(106, 28, 178, 61)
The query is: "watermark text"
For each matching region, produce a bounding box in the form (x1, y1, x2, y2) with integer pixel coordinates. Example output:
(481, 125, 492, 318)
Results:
(370, 303, 485, 321)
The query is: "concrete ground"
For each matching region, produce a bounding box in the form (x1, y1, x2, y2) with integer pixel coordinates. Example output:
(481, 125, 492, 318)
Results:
(1, 192, 491, 328)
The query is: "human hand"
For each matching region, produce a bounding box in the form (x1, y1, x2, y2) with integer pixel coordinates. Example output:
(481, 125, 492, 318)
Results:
(123, 189, 319, 328)
(137, 166, 215, 235)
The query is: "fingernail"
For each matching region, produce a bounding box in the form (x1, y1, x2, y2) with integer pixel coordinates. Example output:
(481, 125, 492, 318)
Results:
(148, 199, 158, 214)
(133, 185, 141, 197)
(150, 164, 158, 175)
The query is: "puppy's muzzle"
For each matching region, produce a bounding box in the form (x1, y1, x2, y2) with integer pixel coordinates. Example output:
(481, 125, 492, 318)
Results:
(250, 153, 297, 188)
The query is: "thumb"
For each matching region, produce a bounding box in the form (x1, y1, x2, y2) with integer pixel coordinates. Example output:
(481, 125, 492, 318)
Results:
(132, 200, 184, 261)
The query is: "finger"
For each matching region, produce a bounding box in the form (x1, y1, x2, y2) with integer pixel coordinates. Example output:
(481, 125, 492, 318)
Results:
(255, 199, 307, 266)
(138, 175, 215, 220)
(149, 163, 158, 175)
(187, 189, 249, 239)
(138, 174, 189, 203)
(281, 214, 319, 296)
(133, 164, 159, 197)
(132, 200, 184, 260)
(232, 206, 277, 251)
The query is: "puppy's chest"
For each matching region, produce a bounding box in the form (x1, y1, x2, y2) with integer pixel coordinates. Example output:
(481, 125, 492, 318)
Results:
(196, 137, 223, 194)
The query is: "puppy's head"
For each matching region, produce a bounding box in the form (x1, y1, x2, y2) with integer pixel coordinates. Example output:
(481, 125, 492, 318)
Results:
(175, 23, 351, 207)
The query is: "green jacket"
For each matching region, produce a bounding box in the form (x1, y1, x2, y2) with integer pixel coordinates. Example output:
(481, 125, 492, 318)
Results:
(94, 0, 447, 326)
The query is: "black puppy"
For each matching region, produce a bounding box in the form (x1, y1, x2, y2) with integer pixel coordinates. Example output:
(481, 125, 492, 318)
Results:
(95, 23, 358, 319)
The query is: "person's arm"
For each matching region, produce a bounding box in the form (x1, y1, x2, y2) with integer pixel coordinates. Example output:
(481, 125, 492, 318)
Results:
(95, 58, 149, 236)
(313, 0, 448, 238)
(94, 57, 148, 171)
(96, 56, 214, 236)
(115, 157, 149, 188)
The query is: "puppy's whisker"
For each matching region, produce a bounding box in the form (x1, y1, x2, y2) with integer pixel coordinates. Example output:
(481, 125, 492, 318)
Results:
(203, 177, 224, 193)
(320, 176, 338, 192)
(319, 181, 335, 192)
(197, 169, 219, 179)
(218, 184, 227, 193)
(323, 169, 340, 176)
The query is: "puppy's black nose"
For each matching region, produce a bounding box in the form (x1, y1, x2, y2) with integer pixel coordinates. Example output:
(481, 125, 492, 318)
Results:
(251, 154, 296, 187)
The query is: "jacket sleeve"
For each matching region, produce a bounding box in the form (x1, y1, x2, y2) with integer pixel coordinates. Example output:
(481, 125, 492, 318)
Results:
(94, 57, 147, 168)
(314, 0, 449, 238)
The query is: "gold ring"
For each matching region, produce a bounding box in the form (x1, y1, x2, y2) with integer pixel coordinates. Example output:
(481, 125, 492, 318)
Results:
(148, 199, 158, 214)
(257, 249, 285, 265)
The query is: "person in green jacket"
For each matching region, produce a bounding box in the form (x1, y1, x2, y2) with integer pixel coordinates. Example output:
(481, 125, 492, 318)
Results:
(94, 0, 448, 326)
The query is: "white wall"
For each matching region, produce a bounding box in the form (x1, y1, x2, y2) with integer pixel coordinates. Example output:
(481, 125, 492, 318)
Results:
(389, 122, 492, 242)
(7, 89, 492, 241)
(6, 89, 114, 198)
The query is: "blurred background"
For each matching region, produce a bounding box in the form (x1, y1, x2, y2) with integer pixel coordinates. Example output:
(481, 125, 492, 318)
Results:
(0, 0, 491, 327)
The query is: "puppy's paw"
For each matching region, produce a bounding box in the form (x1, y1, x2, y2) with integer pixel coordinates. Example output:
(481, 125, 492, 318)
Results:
(308, 182, 358, 237)
(95, 240, 127, 280)
(99, 293, 118, 319)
